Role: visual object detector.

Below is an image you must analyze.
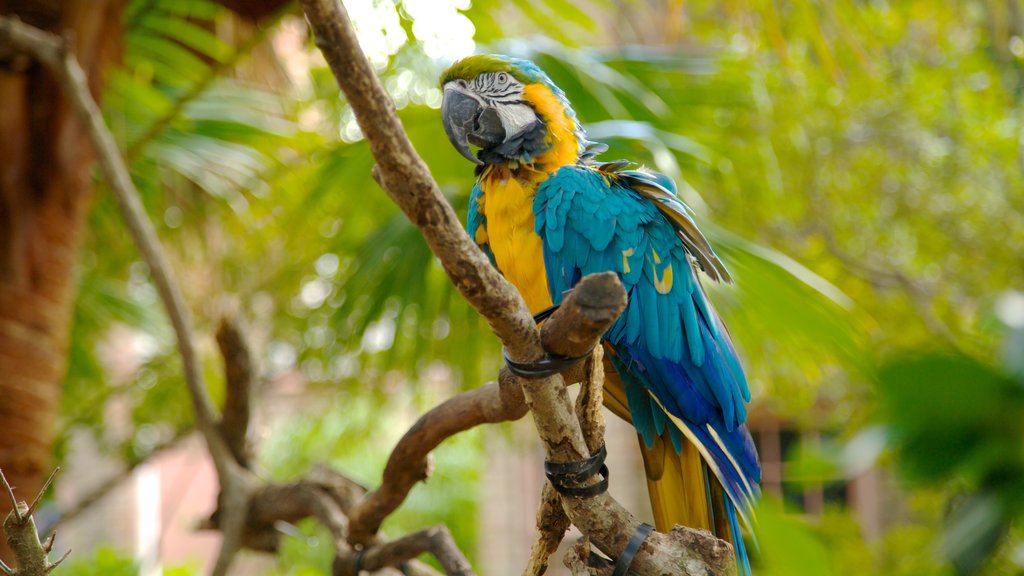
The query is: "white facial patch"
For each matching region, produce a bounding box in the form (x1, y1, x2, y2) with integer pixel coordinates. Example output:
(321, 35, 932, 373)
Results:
(495, 103, 539, 142)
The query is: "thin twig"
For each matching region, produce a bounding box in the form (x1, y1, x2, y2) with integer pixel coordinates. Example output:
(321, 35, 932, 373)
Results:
(0, 469, 18, 521)
(217, 310, 257, 468)
(47, 549, 70, 573)
(24, 469, 58, 520)
(40, 534, 53, 555)
(211, 474, 255, 576)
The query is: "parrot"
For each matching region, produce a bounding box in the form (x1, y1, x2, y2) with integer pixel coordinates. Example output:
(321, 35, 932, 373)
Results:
(440, 54, 760, 573)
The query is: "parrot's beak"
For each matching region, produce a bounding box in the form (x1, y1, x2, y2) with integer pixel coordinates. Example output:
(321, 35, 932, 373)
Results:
(442, 83, 505, 165)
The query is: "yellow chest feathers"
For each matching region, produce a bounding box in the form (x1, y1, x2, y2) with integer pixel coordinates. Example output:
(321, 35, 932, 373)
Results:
(477, 172, 553, 314)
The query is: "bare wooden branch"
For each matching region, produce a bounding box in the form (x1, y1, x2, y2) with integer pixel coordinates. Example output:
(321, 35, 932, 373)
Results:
(335, 526, 474, 576)
(210, 474, 256, 576)
(525, 348, 607, 576)
(563, 537, 613, 576)
(216, 467, 446, 576)
(347, 368, 527, 545)
(524, 344, 610, 573)
(577, 349, 607, 453)
(541, 275, 626, 360)
(525, 484, 571, 576)
(0, 468, 66, 576)
(235, 467, 366, 551)
(216, 311, 257, 468)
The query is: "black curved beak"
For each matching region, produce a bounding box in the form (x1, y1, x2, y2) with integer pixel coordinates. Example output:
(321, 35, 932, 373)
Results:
(442, 83, 505, 165)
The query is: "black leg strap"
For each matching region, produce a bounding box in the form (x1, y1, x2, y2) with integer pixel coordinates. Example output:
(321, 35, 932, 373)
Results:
(503, 347, 592, 379)
(531, 302, 561, 323)
(502, 296, 592, 379)
(544, 444, 609, 498)
(612, 522, 654, 576)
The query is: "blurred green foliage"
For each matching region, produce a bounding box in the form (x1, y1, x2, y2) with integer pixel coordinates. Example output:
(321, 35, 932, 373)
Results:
(755, 302, 1024, 576)
(877, 312, 1024, 574)
(54, 0, 1024, 573)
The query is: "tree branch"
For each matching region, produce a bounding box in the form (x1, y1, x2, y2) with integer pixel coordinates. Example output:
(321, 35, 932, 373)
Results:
(526, 346, 607, 576)
(335, 526, 473, 576)
(563, 536, 613, 575)
(0, 468, 68, 576)
(217, 310, 257, 468)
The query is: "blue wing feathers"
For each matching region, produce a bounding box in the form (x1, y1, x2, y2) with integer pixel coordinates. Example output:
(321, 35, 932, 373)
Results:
(534, 164, 760, 518)
(727, 499, 753, 576)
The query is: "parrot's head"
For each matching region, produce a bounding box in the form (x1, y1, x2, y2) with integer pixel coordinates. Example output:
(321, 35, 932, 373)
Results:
(440, 54, 589, 167)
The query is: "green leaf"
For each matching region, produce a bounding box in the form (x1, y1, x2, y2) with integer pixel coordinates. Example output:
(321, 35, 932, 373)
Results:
(877, 352, 1024, 484)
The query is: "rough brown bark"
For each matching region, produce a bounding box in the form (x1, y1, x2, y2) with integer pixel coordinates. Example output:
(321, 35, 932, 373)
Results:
(217, 312, 257, 468)
(0, 0, 124, 563)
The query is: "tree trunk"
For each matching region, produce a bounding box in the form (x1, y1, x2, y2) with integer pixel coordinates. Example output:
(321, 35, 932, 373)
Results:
(0, 0, 124, 562)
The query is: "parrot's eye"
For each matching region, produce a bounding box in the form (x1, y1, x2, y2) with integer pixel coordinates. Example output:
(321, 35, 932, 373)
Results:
(496, 72, 509, 85)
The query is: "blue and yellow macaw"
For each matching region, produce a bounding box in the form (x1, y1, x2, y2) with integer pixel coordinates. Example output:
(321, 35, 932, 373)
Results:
(440, 55, 760, 572)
